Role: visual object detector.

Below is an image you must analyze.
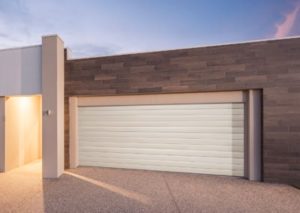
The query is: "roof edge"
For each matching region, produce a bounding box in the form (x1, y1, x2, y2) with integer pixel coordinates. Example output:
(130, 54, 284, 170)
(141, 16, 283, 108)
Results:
(67, 35, 300, 61)
(0, 44, 41, 53)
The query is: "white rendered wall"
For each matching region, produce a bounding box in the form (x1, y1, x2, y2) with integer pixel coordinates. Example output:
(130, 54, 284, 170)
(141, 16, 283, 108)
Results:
(42, 35, 65, 178)
(0, 45, 42, 96)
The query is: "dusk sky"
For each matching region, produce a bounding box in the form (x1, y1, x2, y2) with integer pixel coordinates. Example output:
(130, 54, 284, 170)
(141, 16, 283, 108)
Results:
(0, 0, 300, 57)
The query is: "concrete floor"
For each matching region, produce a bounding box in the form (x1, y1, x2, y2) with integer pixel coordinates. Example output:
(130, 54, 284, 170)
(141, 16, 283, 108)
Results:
(0, 161, 299, 213)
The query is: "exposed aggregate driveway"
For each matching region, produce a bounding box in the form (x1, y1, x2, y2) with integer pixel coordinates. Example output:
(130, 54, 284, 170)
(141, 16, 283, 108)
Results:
(0, 161, 299, 213)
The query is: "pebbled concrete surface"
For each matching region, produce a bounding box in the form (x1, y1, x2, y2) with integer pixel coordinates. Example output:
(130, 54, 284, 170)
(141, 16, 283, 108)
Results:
(0, 161, 299, 213)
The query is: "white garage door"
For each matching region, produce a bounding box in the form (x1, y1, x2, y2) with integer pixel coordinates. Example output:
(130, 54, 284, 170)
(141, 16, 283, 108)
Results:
(78, 103, 244, 176)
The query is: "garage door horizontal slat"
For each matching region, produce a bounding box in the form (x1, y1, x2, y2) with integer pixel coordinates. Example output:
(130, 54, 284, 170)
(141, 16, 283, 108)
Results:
(79, 132, 243, 140)
(79, 104, 243, 110)
(79, 158, 243, 171)
(79, 146, 244, 158)
(79, 127, 244, 134)
(79, 142, 243, 151)
(79, 151, 243, 163)
(79, 115, 244, 122)
(79, 153, 244, 165)
(80, 117, 244, 125)
(79, 162, 243, 176)
(78, 136, 242, 144)
(78, 111, 244, 117)
(79, 140, 243, 148)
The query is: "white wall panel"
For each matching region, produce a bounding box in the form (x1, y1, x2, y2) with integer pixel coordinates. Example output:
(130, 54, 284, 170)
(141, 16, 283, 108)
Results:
(78, 103, 244, 176)
(0, 45, 42, 96)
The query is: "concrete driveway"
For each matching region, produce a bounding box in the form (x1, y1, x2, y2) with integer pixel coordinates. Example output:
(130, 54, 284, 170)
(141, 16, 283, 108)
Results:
(0, 161, 299, 213)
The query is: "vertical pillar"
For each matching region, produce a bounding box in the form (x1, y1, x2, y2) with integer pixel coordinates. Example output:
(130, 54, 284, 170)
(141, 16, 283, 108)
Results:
(0, 97, 4, 172)
(69, 97, 78, 168)
(42, 35, 64, 178)
(248, 90, 262, 181)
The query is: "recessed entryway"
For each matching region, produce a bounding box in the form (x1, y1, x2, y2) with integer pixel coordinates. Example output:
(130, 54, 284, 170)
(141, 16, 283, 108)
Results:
(0, 96, 42, 172)
(0, 35, 65, 178)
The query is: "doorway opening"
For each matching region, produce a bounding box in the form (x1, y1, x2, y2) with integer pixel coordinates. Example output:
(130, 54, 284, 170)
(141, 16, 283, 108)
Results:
(2, 95, 42, 171)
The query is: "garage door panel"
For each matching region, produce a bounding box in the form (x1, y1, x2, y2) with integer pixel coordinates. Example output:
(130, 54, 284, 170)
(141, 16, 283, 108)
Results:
(79, 152, 244, 163)
(79, 127, 244, 134)
(79, 145, 243, 155)
(79, 142, 244, 151)
(79, 104, 243, 110)
(79, 115, 244, 123)
(79, 153, 244, 167)
(79, 147, 244, 158)
(78, 136, 243, 145)
(78, 104, 243, 115)
(79, 158, 244, 172)
(78, 103, 245, 176)
(78, 120, 244, 127)
(78, 109, 244, 117)
(79, 162, 243, 176)
(79, 132, 244, 140)
(79, 152, 244, 165)
(80, 138, 244, 150)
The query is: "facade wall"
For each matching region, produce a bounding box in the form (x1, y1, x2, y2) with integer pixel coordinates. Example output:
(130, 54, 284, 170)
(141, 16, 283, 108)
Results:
(65, 38, 300, 186)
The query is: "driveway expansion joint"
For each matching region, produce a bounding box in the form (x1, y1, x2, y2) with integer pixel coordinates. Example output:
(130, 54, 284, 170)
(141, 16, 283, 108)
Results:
(162, 174, 182, 213)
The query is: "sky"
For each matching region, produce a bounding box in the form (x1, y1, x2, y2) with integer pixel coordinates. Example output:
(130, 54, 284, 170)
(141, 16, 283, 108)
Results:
(0, 0, 300, 58)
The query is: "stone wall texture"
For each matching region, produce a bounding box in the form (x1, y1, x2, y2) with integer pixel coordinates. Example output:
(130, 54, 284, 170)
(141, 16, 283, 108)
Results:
(65, 37, 300, 186)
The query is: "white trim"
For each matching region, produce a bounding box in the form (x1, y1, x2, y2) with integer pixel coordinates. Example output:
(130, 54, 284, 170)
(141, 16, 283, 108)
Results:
(70, 91, 247, 170)
(0, 97, 5, 172)
(248, 90, 262, 181)
(42, 35, 65, 178)
(69, 97, 78, 169)
(0, 45, 41, 52)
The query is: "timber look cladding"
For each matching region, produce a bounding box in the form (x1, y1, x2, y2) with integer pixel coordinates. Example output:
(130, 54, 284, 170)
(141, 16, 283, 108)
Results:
(65, 37, 300, 186)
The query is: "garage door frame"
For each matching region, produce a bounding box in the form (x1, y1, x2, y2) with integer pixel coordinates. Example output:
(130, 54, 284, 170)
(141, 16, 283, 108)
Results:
(69, 90, 261, 181)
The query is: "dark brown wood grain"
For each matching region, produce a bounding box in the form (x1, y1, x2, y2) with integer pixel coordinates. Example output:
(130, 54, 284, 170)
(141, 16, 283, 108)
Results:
(65, 38, 300, 186)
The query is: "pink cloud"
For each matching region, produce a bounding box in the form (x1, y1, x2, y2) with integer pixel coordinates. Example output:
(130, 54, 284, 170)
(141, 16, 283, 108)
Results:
(274, 4, 300, 38)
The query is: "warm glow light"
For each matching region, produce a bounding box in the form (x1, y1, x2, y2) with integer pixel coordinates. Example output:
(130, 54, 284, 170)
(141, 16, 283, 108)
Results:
(5, 95, 42, 170)
(65, 171, 151, 205)
(18, 97, 31, 109)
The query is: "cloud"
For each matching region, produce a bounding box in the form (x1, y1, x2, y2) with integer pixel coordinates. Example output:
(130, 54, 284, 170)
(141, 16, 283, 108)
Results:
(0, 0, 122, 56)
(0, 0, 36, 48)
(274, 3, 300, 38)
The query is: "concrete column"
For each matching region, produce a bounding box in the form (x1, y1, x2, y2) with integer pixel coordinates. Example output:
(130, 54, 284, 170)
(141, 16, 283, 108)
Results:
(0, 97, 4, 172)
(248, 90, 262, 181)
(42, 35, 64, 178)
(69, 97, 78, 168)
